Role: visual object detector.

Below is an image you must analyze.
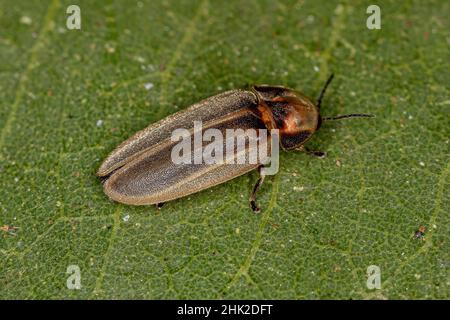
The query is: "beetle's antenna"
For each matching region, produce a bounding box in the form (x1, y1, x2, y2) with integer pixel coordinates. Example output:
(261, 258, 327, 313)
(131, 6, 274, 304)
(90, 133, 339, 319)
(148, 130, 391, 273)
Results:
(322, 113, 374, 121)
(317, 73, 335, 110)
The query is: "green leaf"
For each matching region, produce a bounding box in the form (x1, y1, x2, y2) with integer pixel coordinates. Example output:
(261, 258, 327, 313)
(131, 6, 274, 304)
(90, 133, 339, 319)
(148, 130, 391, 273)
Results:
(0, 0, 448, 299)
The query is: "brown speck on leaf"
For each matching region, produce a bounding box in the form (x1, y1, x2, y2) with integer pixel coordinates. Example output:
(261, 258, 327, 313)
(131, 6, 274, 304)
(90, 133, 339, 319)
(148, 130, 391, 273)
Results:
(1, 225, 19, 236)
(336, 159, 342, 167)
(390, 96, 398, 105)
(268, 220, 279, 230)
(47, 90, 53, 97)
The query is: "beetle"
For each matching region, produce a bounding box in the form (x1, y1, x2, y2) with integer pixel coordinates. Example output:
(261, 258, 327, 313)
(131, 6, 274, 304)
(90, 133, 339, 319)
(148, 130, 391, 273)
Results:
(413, 225, 426, 240)
(97, 74, 373, 212)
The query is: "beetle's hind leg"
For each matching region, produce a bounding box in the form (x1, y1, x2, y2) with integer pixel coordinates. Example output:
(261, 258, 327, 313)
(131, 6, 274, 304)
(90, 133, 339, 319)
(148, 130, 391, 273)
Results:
(296, 145, 327, 158)
(249, 166, 266, 213)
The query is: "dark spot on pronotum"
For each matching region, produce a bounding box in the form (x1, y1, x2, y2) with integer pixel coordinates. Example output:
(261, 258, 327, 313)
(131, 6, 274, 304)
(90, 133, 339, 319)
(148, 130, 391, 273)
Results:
(281, 130, 311, 150)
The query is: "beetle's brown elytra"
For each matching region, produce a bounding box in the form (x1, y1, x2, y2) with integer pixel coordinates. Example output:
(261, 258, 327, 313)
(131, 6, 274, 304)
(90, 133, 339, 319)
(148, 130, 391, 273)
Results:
(98, 74, 373, 212)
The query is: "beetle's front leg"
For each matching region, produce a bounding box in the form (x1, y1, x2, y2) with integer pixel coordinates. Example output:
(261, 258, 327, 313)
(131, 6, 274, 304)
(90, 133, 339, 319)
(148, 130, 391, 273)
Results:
(249, 166, 266, 213)
(155, 202, 165, 210)
(296, 145, 327, 159)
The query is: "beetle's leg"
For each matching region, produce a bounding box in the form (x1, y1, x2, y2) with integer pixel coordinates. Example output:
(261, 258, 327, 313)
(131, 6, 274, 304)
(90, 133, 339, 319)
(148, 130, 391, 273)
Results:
(155, 202, 165, 210)
(296, 145, 327, 158)
(250, 166, 266, 213)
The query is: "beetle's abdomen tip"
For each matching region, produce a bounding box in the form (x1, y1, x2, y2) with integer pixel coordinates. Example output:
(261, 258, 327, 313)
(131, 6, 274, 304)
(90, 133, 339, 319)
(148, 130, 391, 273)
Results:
(96, 167, 107, 177)
(102, 179, 129, 204)
(97, 159, 115, 177)
(101, 173, 154, 206)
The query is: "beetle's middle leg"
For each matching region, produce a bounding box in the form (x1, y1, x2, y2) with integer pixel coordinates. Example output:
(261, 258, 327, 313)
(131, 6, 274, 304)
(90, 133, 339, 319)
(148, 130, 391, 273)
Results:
(296, 145, 327, 158)
(250, 165, 266, 213)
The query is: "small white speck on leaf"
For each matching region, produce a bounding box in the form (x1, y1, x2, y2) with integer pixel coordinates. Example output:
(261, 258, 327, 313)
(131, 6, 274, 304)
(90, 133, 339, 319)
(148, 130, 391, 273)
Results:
(122, 214, 130, 222)
(144, 82, 154, 90)
(293, 186, 304, 192)
(419, 161, 425, 167)
(134, 56, 146, 63)
(96, 119, 103, 127)
(105, 44, 116, 53)
(20, 16, 32, 25)
(306, 15, 315, 23)
(313, 66, 319, 72)
(235, 228, 240, 235)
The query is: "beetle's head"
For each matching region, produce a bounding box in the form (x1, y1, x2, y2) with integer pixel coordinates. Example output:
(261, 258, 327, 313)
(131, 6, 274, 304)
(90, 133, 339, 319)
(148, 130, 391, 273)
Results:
(252, 74, 373, 150)
(252, 85, 320, 150)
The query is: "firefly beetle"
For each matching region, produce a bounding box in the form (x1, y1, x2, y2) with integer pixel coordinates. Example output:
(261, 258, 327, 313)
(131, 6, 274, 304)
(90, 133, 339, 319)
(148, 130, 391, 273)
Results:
(97, 74, 373, 212)
(413, 225, 426, 240)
